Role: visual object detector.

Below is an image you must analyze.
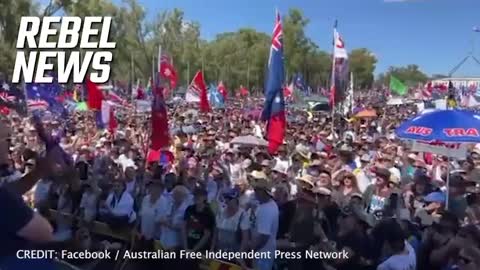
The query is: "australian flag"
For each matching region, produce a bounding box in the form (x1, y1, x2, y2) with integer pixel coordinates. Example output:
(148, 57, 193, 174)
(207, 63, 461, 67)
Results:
(294, 73, 306, 93)
(25, 75, 67, 117)
(261, 11, 286, 154)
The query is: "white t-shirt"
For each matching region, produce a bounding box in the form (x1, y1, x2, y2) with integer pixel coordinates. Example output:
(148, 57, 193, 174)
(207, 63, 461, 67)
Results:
(389, 167, 402, 181)
(159, 200, 189, 249)
(80, 191, 98, 222)
(106, 191, 137, 223)
(139, 194, 165, 240)
(215, 208, 250, 251)
(252, 199, 279, 255)
(377, 241, 416, 270)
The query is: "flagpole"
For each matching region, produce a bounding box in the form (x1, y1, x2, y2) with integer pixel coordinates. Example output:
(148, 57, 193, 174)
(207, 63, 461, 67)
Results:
(130, 53, 134, 103)
(158, 45, 162, 86)
(80, 49, 85, 101)
(350, 72, 354, 115)
(330, 20, 338, 137)
(152, 52, 155, 90)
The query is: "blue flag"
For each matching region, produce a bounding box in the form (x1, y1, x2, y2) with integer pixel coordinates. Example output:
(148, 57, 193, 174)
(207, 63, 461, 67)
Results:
(294, 73, 306, 93)
(262, 11, 286, 154)
(208, 84, 225, 109)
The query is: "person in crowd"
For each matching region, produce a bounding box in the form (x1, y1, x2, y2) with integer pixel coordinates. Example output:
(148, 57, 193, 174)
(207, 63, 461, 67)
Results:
(274, 183, 295, 239)
(159, 185, 189, 250)
(281, 186, 318, 270)
(417, 212, 460, 270)
(363, 167, 392, 214)
(447, 174, 469, 220)
(102, 180, 137, 229)
(312, 203, 374, 270)
(78, 179, 101, 224)
(211, 187, 249, 253)
(235, 178, 254, 209)
(375, 219, 417, 270)
(32, 176, 53, 212)
(138, 179, 165, 243)
(332, 171, 361, 207)
(249, 176, 279, 270)
(182, 187, 215, 252)
(53, 183, 74, 241)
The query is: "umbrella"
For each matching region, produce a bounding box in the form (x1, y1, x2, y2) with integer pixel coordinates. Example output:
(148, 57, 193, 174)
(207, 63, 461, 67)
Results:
(230, 135, 268, 147)
(395, 109, 480, 209)
(396, 110, 480, 143)
(355, 109, 377, 118)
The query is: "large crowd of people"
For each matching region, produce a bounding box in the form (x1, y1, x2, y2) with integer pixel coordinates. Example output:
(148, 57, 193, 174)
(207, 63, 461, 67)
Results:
(1, 96, 480, 270)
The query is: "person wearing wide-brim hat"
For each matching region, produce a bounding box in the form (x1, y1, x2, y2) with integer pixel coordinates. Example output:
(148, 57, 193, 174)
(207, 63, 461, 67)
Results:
(295, 145, 311, 161)
(297, 174, 315, 191)
(249, 174, 278, 270)
(249, 170, 268, 182)
(339, 203, 375, 228)
(251, 177, 272, 198)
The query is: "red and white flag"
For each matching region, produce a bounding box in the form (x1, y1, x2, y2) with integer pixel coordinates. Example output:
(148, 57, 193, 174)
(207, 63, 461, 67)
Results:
(187, 71, 210, 112)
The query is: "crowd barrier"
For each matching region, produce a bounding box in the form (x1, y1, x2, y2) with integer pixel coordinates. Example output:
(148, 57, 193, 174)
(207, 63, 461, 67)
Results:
(48, 209, 241, 270)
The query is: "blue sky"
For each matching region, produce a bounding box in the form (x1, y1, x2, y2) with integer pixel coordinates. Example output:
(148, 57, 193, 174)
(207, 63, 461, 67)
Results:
(133, 0, 480, 77)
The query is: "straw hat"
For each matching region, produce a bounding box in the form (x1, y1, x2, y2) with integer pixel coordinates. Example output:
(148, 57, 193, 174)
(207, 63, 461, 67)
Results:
(249, 170, 268, 180)
(296, 175, 315, 189)
(295, 146, 311, 160)
(251, 177, 273, 197)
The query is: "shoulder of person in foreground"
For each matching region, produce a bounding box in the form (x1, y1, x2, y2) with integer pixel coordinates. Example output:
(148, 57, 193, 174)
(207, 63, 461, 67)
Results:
(0, 186, 53, 243)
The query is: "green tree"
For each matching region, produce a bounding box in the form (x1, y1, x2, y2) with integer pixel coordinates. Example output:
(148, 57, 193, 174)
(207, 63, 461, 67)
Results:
(377, 64, 428, 87)
(349, 48, 377, 89)
(0, 0, 40, 76)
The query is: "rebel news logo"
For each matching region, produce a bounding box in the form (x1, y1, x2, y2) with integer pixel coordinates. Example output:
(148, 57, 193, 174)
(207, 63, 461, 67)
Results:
(11, 16, 116, 84)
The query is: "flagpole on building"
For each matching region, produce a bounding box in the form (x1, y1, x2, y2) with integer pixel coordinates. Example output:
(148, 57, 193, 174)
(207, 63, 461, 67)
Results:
(330, 20, 338, 137)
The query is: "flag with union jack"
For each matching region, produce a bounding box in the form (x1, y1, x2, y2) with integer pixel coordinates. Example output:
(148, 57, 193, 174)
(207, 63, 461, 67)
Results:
(262, 10, 286, 154)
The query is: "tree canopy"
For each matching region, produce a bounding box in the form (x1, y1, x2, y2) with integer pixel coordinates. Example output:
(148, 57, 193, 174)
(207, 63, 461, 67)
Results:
(377, 64, 429, 87)
(0, 0, 430, 92)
